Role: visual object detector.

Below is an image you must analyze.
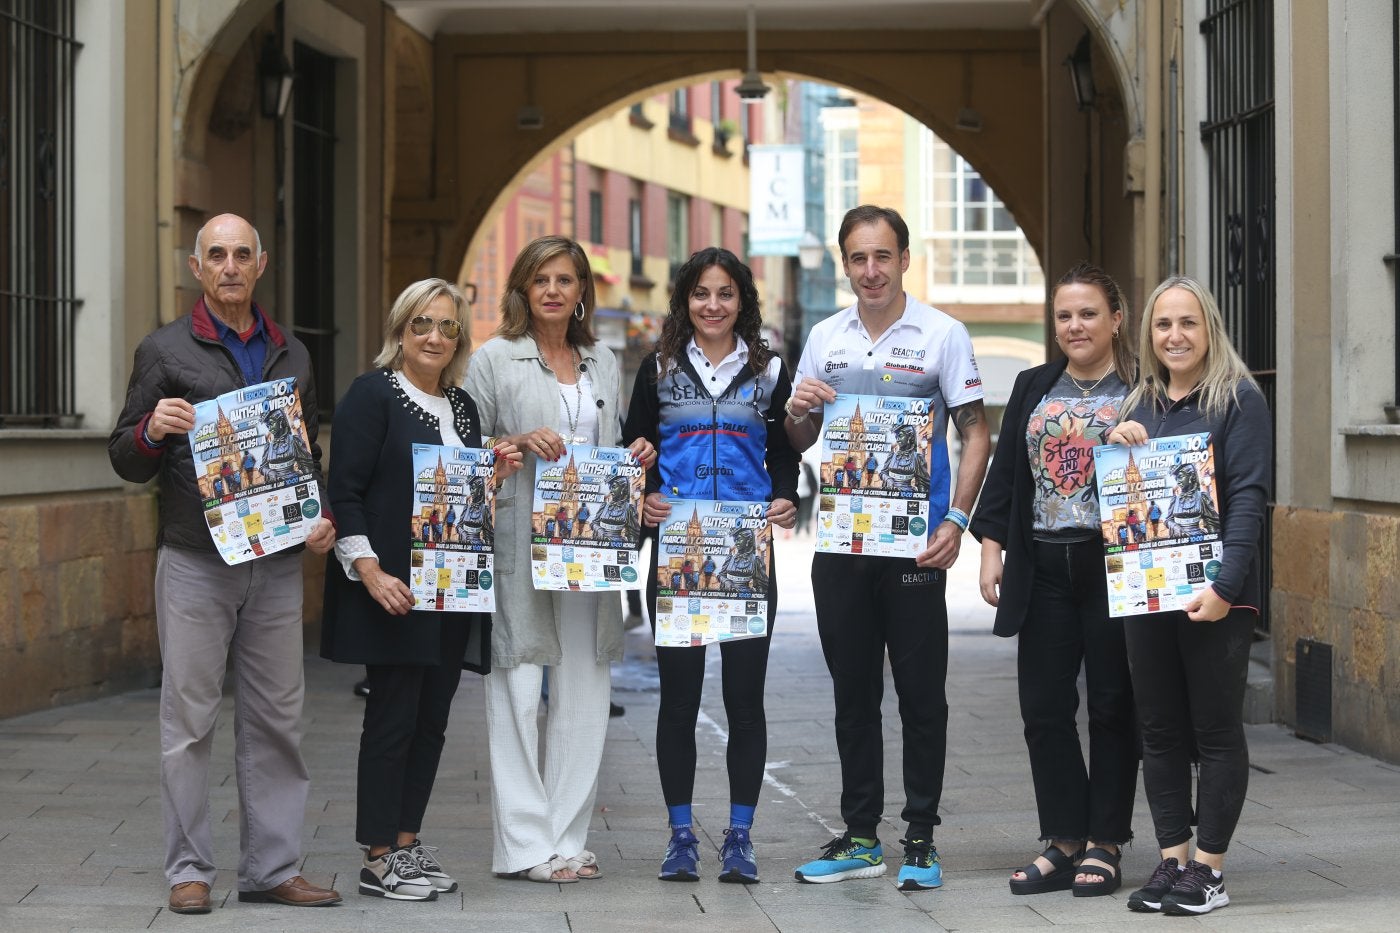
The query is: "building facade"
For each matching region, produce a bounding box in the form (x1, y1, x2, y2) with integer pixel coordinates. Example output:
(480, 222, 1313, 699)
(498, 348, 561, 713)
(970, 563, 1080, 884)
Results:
(464, 78, 769, 390)
(817, 90, 1046, 417)
(2, 0, 1398, 766)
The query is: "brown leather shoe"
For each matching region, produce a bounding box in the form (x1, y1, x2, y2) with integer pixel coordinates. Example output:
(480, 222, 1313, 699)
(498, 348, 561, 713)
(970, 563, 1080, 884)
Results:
(237, 874, 341, 907)
(169, 880, 212, 914)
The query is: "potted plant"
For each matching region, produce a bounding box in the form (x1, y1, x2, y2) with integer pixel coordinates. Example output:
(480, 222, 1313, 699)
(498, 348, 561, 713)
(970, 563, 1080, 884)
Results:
(714, 118, 739, 152)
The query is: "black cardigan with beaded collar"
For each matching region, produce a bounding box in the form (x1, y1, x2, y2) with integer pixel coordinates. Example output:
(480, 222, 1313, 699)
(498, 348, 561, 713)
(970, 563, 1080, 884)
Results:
(319, 368, 491, 670)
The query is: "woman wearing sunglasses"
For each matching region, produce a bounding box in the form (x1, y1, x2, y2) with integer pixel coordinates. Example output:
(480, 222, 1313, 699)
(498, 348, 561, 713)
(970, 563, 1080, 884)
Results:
(321, 278, 522, 901)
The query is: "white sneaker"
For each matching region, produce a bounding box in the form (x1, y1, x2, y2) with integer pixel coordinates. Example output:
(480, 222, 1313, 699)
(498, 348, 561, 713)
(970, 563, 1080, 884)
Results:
(359, 847, 438, 901)
(399, 840, 457, 893)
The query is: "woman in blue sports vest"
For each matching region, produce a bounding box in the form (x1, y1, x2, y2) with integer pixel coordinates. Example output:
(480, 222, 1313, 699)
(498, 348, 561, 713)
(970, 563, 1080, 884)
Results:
(622, 247, 799, 885)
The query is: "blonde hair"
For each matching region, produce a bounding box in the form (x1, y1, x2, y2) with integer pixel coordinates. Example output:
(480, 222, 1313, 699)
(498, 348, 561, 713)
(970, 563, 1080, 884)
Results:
(1122, 275, 1258, 420)
(1050, 261, 1136, 383)
(496, 235, 597, 347)
(374, 278, 472, 388)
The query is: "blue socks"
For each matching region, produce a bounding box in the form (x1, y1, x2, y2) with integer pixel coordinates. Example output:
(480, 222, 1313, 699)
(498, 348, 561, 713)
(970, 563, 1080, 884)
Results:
(668, 804, 693, 829)
(668, 803, 756, 830)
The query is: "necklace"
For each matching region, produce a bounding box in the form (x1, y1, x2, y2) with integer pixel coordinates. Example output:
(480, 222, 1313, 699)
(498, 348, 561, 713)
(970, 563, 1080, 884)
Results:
(1067, 363, 1115, 397)
(541, 344, 583, 443)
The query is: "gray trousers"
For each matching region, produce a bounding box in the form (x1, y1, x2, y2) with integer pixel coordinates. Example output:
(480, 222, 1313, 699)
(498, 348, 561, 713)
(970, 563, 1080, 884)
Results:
(155, 546, 310, 891)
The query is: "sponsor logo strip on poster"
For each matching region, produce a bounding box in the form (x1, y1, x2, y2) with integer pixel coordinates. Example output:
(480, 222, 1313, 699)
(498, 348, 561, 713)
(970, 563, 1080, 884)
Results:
(1092, 432, 1223, 618)
(190, 377, 321, 565)
(654, 499, 771, 648)
(815, 393, 934, 559)
(530, 443, 645, 591)
(409, 443, 497, 612)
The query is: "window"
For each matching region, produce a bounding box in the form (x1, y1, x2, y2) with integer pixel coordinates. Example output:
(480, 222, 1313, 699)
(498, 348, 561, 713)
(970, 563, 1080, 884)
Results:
(710, 81, 723, 123)
(821, 106, 860, 250)
(922, 130, 1042, 292)
(627, 101, 653, 130)
(1200, 0, 1275, 407)
(667, 192, 689, 281)
(588, 190, 604, 244)
(669, 88, 691, 134)
(628, 197, 643, 276)
(522, 210, 547, 245)
(292, 42, 338, 416)
(1, 0, 80, 427)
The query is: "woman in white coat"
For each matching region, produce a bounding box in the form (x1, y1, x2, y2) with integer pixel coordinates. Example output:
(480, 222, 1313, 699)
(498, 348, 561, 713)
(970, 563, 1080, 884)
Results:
(464, 236, 655, 882)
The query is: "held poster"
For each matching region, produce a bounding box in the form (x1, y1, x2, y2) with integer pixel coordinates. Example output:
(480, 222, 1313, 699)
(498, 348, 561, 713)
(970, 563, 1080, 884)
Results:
(653, 499, 771, 648)
(529, 444, 645, 591)
(815, 393, 934, 558)
(1092, 432, 1223, 617)
(408, 443, 496, 612)
(189, 377, 321, 565)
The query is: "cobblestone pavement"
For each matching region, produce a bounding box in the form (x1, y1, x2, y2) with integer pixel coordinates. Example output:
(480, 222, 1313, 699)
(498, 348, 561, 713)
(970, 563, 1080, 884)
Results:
(2, 532, 1396, 931)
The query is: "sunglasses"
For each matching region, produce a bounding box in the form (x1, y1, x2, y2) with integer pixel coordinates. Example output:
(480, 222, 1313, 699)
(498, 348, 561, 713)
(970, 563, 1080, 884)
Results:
(408, 316, 462, 339)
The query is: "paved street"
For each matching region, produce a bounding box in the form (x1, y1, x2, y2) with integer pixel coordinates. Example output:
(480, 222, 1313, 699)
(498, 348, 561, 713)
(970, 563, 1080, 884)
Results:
(1, 533, 1396, 932)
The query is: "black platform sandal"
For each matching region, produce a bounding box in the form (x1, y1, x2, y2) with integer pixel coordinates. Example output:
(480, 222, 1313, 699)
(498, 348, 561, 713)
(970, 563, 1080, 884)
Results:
(1071, 845, 1122, 897)
(1009, 843, 1082, 895)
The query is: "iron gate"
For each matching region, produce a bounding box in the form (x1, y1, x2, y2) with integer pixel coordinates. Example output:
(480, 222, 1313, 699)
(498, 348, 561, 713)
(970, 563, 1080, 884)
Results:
(1200, 0, 1275, 631)
(0, 0, 80, 427)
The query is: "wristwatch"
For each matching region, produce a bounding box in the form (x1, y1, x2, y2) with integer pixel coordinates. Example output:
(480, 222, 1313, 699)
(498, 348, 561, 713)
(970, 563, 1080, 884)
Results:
(784, 397, 808, 424)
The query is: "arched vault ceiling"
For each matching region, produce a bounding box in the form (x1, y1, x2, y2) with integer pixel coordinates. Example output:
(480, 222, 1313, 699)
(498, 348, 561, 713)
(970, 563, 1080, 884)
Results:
(386, 0, 1037, 36)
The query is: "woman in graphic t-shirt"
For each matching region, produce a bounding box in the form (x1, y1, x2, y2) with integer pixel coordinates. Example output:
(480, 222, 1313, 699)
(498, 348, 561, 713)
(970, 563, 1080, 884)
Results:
(971, 262, 1138, 898)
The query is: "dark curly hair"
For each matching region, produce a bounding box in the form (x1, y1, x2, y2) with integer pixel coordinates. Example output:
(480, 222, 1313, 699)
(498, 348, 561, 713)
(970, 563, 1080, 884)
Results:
(654, 247, 774, 379)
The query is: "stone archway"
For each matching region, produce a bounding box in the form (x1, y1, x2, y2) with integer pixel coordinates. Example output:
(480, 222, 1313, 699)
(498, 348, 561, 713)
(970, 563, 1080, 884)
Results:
(418, 29, 1049, 284)
(164, 0, 280, 318)
(379, 2, 1148, 335)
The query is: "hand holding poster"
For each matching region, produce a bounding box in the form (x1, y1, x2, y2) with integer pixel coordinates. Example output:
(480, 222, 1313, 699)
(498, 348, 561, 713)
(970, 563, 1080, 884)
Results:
(189, 377, 321, 565)
(530, 444, 645, 591)
(815, 393, 933, 558)
(409, 444, 496, 612)
(653, 500, 771, 647)
(1092, 432, 1223, 617)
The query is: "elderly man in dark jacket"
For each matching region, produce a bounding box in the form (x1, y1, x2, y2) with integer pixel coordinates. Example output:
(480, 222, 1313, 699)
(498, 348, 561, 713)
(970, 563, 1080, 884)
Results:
(108, 213, 340, 915)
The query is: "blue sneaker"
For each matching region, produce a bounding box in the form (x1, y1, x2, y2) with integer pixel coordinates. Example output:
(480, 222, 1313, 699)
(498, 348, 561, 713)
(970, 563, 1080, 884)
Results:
(659, 827, 700, 881)
(717, 828, 758, 884)
(896, 837, 942, 891)
(793, 833, 886, 883)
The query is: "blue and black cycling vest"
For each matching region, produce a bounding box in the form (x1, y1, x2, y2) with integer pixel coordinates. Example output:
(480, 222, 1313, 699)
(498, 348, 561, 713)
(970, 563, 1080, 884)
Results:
(653, 354, 781, 502)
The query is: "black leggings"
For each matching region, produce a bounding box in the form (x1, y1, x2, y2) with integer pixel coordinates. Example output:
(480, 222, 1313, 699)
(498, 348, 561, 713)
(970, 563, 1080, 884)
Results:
(1123, 607, 1254, 854)
(648, 548, 777, 809)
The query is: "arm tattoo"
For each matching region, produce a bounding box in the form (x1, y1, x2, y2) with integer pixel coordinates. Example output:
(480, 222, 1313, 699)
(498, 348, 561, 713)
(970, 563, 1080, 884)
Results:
(951, 399, 985, 438)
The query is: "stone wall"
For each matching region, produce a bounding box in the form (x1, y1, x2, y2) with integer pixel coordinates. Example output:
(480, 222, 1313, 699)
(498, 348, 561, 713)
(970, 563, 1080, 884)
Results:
(0, 489, 327, 720)
(0, 491, 160, 716)
(1272, 506, 1400, 762)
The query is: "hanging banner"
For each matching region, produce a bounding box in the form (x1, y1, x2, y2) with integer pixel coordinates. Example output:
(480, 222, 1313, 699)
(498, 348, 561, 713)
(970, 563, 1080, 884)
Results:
(748, 144, 806, 255)
(653, 499, 771, 648)
(409, 443, 497, 612)
(815, 393, 934, 559)
(1093, 432, 1223, 617)
(529, 444, 645, 591)
(189, 377, 321, 565)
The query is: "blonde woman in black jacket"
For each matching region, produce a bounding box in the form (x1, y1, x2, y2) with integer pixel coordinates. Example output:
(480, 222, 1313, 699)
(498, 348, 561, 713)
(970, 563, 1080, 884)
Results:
(1107, 276, 1270, 917)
